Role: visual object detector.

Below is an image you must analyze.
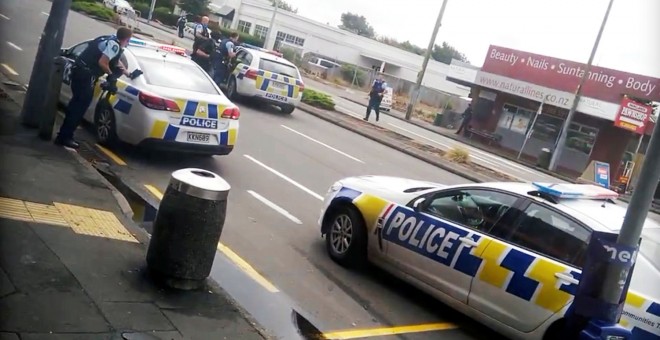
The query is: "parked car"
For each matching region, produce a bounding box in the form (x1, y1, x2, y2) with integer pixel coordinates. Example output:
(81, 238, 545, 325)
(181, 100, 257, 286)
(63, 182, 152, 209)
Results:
(103, 0, 134, 15)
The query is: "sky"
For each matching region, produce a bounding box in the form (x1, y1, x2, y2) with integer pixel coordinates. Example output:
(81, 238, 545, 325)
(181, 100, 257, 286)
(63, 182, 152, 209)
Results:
(277, 0, 660, 78)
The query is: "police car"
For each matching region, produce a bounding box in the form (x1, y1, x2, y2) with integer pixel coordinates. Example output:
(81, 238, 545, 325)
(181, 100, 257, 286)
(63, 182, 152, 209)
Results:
(225, 44, 304, 114)
(319, 178, 660, 339)
(59, 37, 240, 155)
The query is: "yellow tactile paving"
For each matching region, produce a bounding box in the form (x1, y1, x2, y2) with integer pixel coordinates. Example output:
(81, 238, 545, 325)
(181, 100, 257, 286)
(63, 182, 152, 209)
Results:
(54, 202, 138, 243)
(24, 202, 69, 226)
(0, 197, 32, 222)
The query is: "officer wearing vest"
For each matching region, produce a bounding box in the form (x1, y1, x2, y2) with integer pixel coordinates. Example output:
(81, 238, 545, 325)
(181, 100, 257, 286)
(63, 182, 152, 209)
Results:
(212, 32, 239, 86)
(364, 74, 387, 122)
(192, 16, 210, 55)
(55, 27, 141, 149)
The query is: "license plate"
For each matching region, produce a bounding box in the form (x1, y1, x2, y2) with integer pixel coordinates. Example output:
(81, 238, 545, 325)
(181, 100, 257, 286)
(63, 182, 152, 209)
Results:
(271, 82, 287, 89)
(265, 93, 288, 102)
(187, 132, 210, 143)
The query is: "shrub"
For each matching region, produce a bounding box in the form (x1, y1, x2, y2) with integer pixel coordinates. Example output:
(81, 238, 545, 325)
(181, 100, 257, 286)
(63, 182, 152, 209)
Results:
(339, 64, 367, 87)
(70, 2, 115, 21)
(302, 89, 335, 111)
(132, 2, 149, 17)
(152, 6, 178, 26)
(72, 0, 98, 3)
(280, 47, 302, 66)
(446, 146, 470, 164)
(208, 23, 264, 47)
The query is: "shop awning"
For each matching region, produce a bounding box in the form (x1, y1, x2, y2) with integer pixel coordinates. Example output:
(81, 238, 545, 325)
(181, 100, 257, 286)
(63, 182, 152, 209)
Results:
(359, 53, 405, 69)
(209, 4, 234, 17)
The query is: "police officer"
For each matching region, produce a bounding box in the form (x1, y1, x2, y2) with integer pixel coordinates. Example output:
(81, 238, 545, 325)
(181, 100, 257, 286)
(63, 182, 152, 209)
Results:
(212, 32, 239, 86)
(55, 27, 140, 149)
(364, 74, 387, 122)
(192, 30, 221, 74)
(192, 16, 210, 54)
(176, 15, 187, 38)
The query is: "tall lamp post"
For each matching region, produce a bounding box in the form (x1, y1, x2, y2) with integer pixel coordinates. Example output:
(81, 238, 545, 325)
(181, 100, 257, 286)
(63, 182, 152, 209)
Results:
(547, 0, 615, 171)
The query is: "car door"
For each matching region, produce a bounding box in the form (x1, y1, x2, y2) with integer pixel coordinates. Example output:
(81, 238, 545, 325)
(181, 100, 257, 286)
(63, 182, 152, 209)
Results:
(467, 200, 588, 332)
(381, 188, 521, 303)
(60, 41, 91, 103)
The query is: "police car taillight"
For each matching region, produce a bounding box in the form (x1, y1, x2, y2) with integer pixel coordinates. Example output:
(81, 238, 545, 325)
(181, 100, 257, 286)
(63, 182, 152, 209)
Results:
(221, 107, 240, 120)
(138, 92, 180, 112)
(298, 82, 305, 91)
(245, 69, 258, 80)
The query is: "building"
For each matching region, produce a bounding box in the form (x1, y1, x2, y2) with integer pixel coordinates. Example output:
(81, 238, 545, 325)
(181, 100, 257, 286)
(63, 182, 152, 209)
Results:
(198, 0, 469, 97)
(448, 45, 660, 183)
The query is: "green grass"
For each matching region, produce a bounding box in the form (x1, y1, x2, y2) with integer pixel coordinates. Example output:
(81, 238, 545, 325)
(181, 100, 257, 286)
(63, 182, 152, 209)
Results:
(301, 89, 335, 111)
(71, 2, 115, 21)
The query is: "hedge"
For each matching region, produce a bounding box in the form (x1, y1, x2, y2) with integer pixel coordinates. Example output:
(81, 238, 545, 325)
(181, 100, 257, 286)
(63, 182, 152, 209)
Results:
(70, 2, 115, 21)
(208, 22, 264, 47)
(302, 89, 335, 111)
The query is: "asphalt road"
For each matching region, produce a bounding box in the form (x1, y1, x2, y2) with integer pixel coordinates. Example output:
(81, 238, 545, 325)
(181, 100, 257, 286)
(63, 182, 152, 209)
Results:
(0, 1, 504, 339)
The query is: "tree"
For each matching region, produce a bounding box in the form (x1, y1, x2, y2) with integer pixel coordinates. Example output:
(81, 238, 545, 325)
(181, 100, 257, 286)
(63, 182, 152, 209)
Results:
(431, 42, 469, 64)
(339, 12, 375, 38)
(270, 0, 298, 13)
(178, 0, 209, 15)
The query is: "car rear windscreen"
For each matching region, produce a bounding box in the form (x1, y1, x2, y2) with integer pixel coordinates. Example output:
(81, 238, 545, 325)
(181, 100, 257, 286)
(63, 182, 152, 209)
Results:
(138, 58, 219, 95)
(259, 59, 299, 79)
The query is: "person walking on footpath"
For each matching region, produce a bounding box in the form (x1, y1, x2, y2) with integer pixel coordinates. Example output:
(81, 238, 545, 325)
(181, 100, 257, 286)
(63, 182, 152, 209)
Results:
(455, 103, 473, 135)
(55, 27, 140, 149)
(364, 74, 387, 122)
(177, 15, 187, 38)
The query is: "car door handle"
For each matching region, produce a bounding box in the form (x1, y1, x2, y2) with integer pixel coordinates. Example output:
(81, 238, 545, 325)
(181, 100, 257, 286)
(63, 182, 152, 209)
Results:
(459, 237, 478, 247)
(554, 272, 580, 285)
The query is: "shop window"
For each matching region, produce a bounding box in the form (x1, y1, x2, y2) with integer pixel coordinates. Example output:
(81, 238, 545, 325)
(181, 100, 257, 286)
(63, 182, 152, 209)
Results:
(238, 20, 252, 34)
(566, 123, 598, 155)
(276, 31, 305, 46)
(530, 114, 562, 142)
(254, 25, 269, 39)
(497, 103, 534, 134)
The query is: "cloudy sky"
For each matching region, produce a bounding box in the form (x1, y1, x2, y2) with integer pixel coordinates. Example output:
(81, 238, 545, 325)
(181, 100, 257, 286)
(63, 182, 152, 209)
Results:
(278, 0, 660, 77)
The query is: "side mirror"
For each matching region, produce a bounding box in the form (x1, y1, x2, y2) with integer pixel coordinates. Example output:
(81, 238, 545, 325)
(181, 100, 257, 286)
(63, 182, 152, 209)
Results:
(412, 198, 426, 212)
(60, 48, 69, 56)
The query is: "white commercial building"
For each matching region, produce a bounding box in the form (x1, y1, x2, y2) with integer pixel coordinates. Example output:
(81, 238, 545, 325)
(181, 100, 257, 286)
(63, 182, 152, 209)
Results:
(205, 0, 469, 97)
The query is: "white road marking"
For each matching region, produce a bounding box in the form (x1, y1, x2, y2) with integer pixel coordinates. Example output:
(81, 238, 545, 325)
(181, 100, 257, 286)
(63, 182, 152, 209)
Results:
(0, 13, 9, 20)
(6, 41, 22, 51)
(280, 125, 365, 164)
(41, 11, 49, 16)
(1, 63, 18, 76)
(335, 106, 363, 119)
(388, 123, 451, 148)
(247, 190, 302, 225)
(244, 154, 324, 201)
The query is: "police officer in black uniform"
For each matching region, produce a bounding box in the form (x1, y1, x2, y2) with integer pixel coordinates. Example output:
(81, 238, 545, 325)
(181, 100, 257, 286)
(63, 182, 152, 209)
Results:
(212, 32, 239, 86)
(364, 74, 387, 122)
(192, 30, 221, 74)
(55, 27, 141, 149)
(192, 16, 210, 56)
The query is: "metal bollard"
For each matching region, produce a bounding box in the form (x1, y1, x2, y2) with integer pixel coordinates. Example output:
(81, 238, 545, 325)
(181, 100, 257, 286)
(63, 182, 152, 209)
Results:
(146, 168, 230, 290)
(39, 57, 66, 140)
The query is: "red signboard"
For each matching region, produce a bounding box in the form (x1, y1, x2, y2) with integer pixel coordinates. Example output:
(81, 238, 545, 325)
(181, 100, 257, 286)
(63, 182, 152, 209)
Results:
(481, 45, 660, 104)
(614, 97, 652, 134)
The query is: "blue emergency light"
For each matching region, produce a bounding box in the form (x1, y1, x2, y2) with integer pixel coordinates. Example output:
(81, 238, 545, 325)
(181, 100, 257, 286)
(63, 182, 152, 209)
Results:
(532, 183, 619, 200)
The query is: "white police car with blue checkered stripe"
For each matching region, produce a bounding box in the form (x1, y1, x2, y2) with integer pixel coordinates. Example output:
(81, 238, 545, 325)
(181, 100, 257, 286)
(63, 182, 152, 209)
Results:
(319, 177, 660, 339)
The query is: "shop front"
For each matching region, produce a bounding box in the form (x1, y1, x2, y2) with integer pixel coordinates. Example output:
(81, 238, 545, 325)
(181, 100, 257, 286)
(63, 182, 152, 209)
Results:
(455, 45, 660, 179)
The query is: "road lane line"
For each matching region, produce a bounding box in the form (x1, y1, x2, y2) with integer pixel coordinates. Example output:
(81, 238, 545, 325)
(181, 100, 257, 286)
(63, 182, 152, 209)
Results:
(0, 13, 9, 20)
(6, 41, 22, 51)
(144, 184, 163, 200)
(244, 154, 324, 201)
(323, 322, 458, 339)
(95, 144, 127, 166)
(387, 123, 452, 148)
(143, 185, 281, 293)
(41, 12, 49, 16)
(280, 125, 365, 164)
(1, 63, 18, 76)
(247, 190, 302, 225)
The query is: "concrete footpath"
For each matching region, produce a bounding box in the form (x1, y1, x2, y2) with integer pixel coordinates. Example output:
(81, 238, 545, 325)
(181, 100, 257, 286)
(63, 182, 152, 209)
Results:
(0, 85, 267, 339)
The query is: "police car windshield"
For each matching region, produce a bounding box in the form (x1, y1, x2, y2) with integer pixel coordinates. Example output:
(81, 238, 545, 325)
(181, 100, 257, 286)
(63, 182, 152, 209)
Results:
(137, 58, 219, 95)
(259, 59, 299, 79)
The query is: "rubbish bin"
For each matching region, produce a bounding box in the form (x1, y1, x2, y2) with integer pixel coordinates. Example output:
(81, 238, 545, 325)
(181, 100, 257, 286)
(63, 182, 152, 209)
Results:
(433, 113, 443, 126)
(537, 148, 552, 169)
(146, 168, 230, 290)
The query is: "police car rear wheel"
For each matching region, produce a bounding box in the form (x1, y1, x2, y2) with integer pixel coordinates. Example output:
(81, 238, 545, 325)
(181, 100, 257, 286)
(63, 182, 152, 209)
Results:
(95, 102, 118, 146)
(280, 105, 295, 114)
(326, 206, 367, 268)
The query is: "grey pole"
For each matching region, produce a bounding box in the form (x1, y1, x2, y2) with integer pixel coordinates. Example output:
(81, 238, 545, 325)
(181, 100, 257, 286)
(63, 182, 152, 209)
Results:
(21, 0, 72, 128)
(548, 0, 614, 171)
(264, 0, 279, 49)
(147, 0, 156, 22)
(39, 57, 66, 140)
(404, 0, 449, 120)
(599, 111, 660, 305)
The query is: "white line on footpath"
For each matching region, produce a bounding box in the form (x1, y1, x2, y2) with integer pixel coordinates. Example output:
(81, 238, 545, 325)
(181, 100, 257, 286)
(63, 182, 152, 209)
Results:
(41, 12, 49, 16)
(0, 13, 9, 20)
(281, 125, 365, 164)
(335, 106, 363, 119)
(243, 154, 324, 201)
(6, 41, 22, 51)
(247, 190, 303, 225)
(1, 64, 18, 76)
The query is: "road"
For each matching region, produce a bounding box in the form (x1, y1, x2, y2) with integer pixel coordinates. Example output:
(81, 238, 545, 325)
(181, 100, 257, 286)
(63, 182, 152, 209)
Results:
(0, 1, 504, 339)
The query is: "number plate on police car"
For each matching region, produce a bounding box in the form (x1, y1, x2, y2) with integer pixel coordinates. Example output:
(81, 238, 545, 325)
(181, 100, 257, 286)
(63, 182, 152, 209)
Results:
(265, 93, 287, 102)
(271, 82, 287, 89)
(187, 132, 210, 143)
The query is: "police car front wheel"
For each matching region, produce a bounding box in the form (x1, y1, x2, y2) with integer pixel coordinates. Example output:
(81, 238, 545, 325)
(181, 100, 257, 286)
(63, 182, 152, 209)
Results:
(94, 102, 118, 146)
(325, 205, 367, 268)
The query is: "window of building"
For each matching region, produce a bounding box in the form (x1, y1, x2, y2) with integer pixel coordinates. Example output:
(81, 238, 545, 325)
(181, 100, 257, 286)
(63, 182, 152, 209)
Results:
(275, 31, 305, 46)
(566, 122, 598, 156)
(254, 25, 269, 39)
(497, 103, 535, 135)
(221, 19, 231, 29)
(238, 20, 252, 34)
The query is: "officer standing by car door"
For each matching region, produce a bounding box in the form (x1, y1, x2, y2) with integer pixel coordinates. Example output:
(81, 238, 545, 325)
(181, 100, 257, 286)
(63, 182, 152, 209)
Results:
(193, 16, 210, 53)
(364, 74, 387, 122)
(192, 31, 221, 75)
(55, 27, 140, 149)
(212, 32, 239, 86)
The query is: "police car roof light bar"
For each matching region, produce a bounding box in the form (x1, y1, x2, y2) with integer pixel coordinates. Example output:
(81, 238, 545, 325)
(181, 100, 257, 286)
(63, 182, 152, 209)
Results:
(532, 183, 619, 200)
(128, 38, 188, 56)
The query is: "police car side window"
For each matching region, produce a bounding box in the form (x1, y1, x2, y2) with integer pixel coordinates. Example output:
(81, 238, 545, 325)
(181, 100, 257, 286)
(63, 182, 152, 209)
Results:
(243, 52, 253, 65)
(508, 203, 589, 267)
(119, 54, 129, 69)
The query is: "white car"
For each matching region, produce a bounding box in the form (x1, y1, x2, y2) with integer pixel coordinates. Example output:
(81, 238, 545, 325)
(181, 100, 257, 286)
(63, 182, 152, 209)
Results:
(103, 0, 134, 15)
(319, 179, 660, 340)
(59, 38, 240, 155)
(226, 45, 304, 114)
